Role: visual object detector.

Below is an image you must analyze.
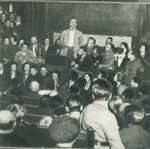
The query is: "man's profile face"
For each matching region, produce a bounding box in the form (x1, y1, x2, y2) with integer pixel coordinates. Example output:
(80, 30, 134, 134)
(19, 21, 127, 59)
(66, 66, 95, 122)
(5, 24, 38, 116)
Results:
(40, 67, 47, 76)
(52, 73, 58, 81)
(4, 38, 9, 45)
(45, 38, 50, 45)
(87, 39, 94, 48)
(69, 19, 77, 28)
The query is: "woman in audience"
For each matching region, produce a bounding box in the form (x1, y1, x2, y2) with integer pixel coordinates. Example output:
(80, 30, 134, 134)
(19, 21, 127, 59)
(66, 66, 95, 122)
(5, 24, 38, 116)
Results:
(83, 72, 93, 91)
(120, 42, 129, 55)
(120, 105, 150, 148)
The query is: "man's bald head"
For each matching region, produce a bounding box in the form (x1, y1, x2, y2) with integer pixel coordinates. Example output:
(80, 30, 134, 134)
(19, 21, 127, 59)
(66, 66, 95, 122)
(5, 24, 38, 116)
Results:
(30, 81, 40, 92)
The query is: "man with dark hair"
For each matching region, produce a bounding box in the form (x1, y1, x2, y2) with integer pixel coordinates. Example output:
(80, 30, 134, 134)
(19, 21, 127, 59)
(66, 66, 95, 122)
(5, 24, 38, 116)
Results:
(60, 19, 83, 59)
(0, 37, 15, 66)
(30, 64, 40, 83)
(80, 79, 125, 149)
(122, 88, 135, 103)
(52, 70, 61, 91)
(29, 36, 45, 61)
(15, 16, 23, 37)
(38, 64, 52, 89)
(0, 110, 28, 147)
(71, 47, 93, 76)
(122, 48, 144, 86)
(65, 94, 83, 119)
(105, 37, 115, 51)
(69, 85, 79, 94)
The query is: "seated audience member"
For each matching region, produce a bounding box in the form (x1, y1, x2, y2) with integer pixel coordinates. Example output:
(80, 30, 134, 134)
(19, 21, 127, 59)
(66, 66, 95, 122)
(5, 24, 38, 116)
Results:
(7, 103, 27, 123)
(66, 70, 78, 91)
(15, 16, 23, 37)
(30, 64, 40, 82)
(120, 42, 129, 55)
(77, 77, 93, 108)
(21, 62, 34, 93)
(15, 43, 36, 70)
(121, 88, 135, 103)
(49, 95, 63, 109)
(90, 45, 101, 65)
(0, 110, 28, 147)
(65, 94, 83, 119)
(18, 38, 24, 49)
(99, 43, 115, 70)
(25, 81, 40, 99)
(114, 47, 128, 72)
(83, 37, 96, 55)
(105, 37, 115, 51)
(44, 37, 50, 53)
(120, 105, 150, 149)
(9, 12, 15, 22)
(80, 79, 125, 149)
(3, 19, 14, 38)
(69, 85, 79, 94)
(39, 94, 50, 109)
(122, 48, 144, 86)
(38, 78, 55, 95)
(38, 64, 52, 88)
(10, 35, 20, 53)
(49, 115, 80, 148)
(108, 96, 123, 114)
(71, 46, 93, 76)
(4, 62, 22, 89)
(0, 37, 15, 66)
(5, 77, 21, 94)
(9, 87, 22, 97)
(130, 77, 142, 99)
(83, 72, 93, 91)
(117, 84, 128, 96)
(52, 70, 61, 91)
(29, 36, 45, 62)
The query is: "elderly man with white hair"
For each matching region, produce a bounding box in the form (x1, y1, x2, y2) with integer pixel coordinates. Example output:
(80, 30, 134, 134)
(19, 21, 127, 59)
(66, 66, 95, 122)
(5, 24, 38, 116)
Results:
(24, 81, 40, 99)
(0, 110, 28, 147)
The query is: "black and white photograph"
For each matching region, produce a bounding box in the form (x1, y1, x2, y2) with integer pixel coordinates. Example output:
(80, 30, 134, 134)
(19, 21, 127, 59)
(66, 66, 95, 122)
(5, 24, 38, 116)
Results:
(0, 0, 150, 148)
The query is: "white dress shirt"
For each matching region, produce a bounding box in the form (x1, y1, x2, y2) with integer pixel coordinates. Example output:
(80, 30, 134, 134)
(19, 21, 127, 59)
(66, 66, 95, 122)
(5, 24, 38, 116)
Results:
(68, 28, 75, 47)
(33, 45, 37, 57)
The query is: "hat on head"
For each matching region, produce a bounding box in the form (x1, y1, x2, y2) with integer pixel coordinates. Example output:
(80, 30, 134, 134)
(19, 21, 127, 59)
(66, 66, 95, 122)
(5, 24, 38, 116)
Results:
(49, 115, 80, 143)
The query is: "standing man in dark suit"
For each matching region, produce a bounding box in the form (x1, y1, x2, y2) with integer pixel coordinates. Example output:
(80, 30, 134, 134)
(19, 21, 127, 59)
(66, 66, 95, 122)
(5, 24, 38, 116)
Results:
(60, 19, 83, 60)
(15, 16, 23, 37)
(29, 36, 45, 62)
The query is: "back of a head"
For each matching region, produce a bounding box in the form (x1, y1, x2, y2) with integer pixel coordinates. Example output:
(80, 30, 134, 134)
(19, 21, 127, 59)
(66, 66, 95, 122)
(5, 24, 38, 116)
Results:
(49, 115, 80, 143)
(49, 95, 63, 109)
(43, 78, 54, 90)
(0, 110, 16, 134)
(52, 105, 68, 117)
(70, 70, 78, 81)
(65, 94, 82, 112)
(39, 95, 50, 109)
(30, 81, 39, 92)
(122, 88, 135, 103)
(10, 87, 22, 96)
(92, 79, 112, 100)
(77, 77, 86, 89)
(139, 84, 149, 96)
(124, 105, 145, 125)
(98, 69, 108, 80)
(69, 85, 79, 94)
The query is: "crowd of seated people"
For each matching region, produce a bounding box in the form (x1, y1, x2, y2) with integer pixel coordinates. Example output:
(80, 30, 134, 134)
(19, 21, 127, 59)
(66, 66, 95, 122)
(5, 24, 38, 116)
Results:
(1, 6, 150, 148)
